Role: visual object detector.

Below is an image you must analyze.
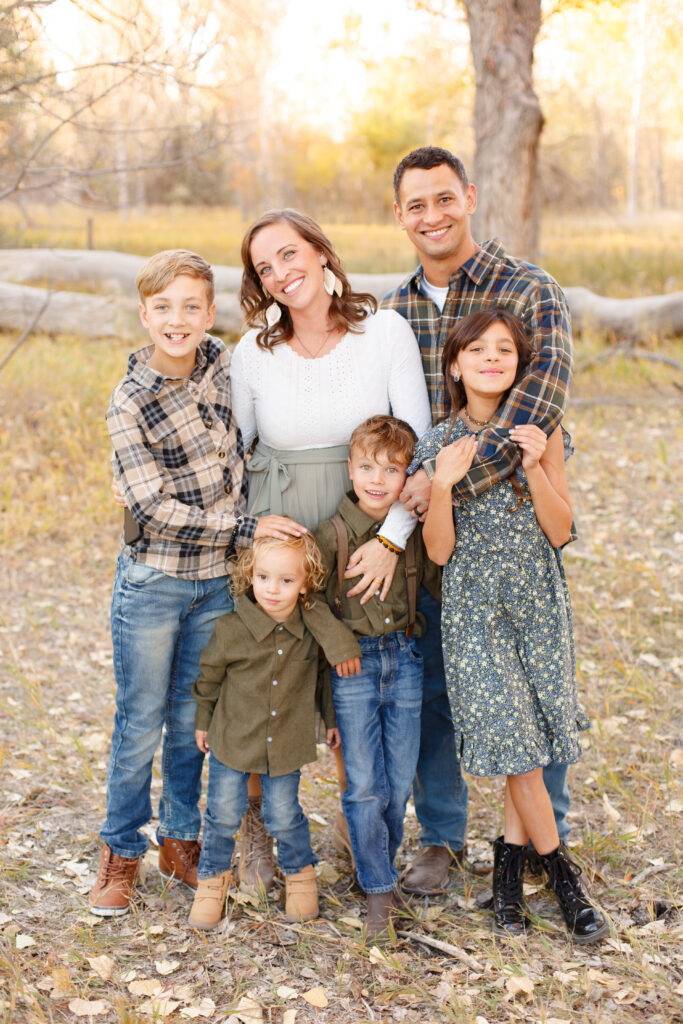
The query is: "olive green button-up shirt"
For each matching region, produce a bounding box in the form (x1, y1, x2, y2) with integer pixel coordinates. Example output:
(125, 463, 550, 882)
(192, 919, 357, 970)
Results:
(192, 595, 360, 777)
(315, 493, 441, 638)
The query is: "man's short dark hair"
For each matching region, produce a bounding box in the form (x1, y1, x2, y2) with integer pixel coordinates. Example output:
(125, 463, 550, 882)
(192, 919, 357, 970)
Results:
(393, 146, 469, 203)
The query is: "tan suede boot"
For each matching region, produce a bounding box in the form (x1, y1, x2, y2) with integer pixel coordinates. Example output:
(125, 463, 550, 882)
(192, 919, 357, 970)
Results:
(188, 870, 233, 931)
(284, 864, 318, 922)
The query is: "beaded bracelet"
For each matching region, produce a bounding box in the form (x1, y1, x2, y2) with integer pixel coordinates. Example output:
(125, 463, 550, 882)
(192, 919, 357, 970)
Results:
(377, 534, 403, 555)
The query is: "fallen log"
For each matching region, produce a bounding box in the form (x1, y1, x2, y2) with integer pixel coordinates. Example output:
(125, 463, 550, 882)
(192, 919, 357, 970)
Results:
(0, 249, 682, 340)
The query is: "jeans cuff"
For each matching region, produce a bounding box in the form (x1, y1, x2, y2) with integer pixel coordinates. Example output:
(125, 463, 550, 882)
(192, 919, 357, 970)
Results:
(157, 828, 201, 843)
(279, 858, 318, 876)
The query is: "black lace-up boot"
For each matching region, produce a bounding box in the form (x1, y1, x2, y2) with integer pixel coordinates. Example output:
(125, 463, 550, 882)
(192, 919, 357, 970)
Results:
(539, 843, 610, 944)
(491, 836, 528, 937)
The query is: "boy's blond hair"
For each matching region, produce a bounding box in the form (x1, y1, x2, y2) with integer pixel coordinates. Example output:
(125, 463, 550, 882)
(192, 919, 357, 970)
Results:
(231, 534, 326, 610)
(136, 249, 215, 305)
(349, 415, 417, 467)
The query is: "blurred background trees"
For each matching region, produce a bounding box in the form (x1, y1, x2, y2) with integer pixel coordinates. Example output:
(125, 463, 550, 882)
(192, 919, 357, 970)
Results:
(1, 0, 681, 238)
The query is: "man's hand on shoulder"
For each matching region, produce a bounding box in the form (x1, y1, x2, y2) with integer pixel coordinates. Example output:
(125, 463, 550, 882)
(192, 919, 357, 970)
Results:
(400, 469, 432, 518)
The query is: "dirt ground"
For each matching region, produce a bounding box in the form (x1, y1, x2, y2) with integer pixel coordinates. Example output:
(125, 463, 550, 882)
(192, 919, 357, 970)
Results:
(1, 376, 681, 1023)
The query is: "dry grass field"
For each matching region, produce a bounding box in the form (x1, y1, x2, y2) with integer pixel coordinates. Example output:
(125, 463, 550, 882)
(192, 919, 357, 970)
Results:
(0, 217, 681, 1023)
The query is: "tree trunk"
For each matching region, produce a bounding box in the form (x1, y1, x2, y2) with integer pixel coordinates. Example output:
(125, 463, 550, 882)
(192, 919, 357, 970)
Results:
(464, 0, 544, 259)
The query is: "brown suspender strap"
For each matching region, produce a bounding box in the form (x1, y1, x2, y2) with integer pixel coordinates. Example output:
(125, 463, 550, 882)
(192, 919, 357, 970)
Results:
(404, 531, 417, 639)
(330, 514, 348, 620)
(331, 513, 417, 637)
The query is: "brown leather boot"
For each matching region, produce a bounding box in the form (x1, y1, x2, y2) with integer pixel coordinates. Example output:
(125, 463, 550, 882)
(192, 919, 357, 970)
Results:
(158, 837, 201, 891)
(284, 864, 318, 922)
(238, 797, 276, 892)
(365, 891, 395, 942)
(89, 845, 139, 917)
(188, 870, 233, 930)
(402, 845, 464, 894)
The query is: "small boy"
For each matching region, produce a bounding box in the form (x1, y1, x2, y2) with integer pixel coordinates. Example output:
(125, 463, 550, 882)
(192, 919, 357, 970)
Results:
(90, 250, 302, 916)
(315, 415, 441, 940)
(188, 533, 361, 930)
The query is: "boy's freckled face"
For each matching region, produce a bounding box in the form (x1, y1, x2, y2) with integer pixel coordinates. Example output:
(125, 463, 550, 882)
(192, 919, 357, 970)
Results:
(140, 274, 216, 378)
(348, 447, 408, 521)
(252, 546, 308, 622)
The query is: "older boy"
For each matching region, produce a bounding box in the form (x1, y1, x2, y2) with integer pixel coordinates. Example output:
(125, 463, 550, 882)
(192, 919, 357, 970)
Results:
(90, 250, 302, 916)
(315, 416, 440, 939)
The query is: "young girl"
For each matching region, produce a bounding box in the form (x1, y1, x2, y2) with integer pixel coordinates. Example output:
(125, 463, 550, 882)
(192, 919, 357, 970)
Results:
(188, 533, 360, 930)
(415, 308, 608, 944)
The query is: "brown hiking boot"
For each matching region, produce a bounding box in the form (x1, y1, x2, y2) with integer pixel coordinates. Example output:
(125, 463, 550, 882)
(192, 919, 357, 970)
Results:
(158, 837, 201, 891)
(89, 844, 139, 917)
(238, 797, 276, 892)
(365, 891, 394, 942)
(402, 845, 464, 894)
(285, 864, 318, 921)
(188, 870, 233, 930)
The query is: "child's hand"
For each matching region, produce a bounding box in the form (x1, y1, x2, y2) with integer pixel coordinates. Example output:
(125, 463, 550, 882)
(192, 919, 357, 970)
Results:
(112, 477, 126, 509)
(433, 435, 477, 487)
(510, 424, 547, 470)
(326, 728, 341, 750)
(195, 730, 209, 753)
(336, 656, 362, 677)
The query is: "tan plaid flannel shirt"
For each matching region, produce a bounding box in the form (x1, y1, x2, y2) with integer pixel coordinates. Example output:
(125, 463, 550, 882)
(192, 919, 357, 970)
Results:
(107, 335, 256, 579)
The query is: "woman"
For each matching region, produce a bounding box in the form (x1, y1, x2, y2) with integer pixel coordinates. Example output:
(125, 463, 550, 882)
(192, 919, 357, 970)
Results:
(231, 209, 432, 889)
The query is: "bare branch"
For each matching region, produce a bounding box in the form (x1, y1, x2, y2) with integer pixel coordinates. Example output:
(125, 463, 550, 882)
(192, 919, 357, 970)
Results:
(0, 290, 52, 374)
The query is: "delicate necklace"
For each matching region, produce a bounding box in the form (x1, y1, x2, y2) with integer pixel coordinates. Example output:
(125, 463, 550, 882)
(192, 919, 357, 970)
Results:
(293, 327, 334, 359)
(463, 406, 490, 428)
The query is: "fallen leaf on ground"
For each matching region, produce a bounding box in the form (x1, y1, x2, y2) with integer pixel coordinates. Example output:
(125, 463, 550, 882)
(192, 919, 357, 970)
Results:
(155, 959, 180, 976)
(505, 975, 534, 1001)
(139, 997, 180, 1017)
(338, 916, 362, 929)
(129, 979, 162, 997)
(602, 792, 621, 822)
(180, 998, 216, 1018)
(68, 999, 110, 1017)
(87, 955, 115, 981)
(368, 946, 389, 965)
(50, 968, 73, 994)
(233, 994, 263, 1023)
(283, 1011, 297, 1024)
(435, 981, 454, 1002)
(302, 986, 328, 1008)
(316, 861, 339, 885)
(276, 986, 298, 1000)
(16, 934, 36, 949)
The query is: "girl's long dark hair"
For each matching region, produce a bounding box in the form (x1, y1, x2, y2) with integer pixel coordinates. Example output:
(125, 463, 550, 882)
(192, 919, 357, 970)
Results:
(239, 208, 377, 351)
(441, 307, 534, 417)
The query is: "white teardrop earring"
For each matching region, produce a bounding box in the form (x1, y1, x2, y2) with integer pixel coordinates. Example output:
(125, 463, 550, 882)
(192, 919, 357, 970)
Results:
(452, 371, 460, 382)
(323, 265, 343, 298)
(265, 301, 281, 327)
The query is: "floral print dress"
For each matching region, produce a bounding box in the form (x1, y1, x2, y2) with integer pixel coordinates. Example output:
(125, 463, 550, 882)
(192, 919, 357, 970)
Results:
(411, 417, 588, 778)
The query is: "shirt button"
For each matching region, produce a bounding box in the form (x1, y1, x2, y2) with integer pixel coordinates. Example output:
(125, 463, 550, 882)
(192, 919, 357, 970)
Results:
(267, 736, 272, 742)
(218, 451, 226, 459)
(271, 710, 277, 716)
(385, 617, 391, 624)
(277, 649, 283, 655)
(272, 679, 278, 686)
(277, 625, 283, 631)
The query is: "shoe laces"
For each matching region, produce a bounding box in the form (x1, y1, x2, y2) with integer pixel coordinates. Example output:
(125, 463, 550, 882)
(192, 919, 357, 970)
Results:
(242, 807, 272, 864)
(100, 853, 136, 883)
(497, 847, 525, 904)
(546, 855, 591, 911)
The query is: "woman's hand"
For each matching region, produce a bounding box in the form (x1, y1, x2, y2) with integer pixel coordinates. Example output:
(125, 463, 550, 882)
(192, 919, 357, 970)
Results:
(344, 538, 398, 604)
(510, 424, 547, 471)
(433, 435, 477, 488)
(195, 730, 209, 753)
(326, 728, 341, 750)
(254, 515, 308, 540)
(335, 656, 362, 678)
(112, 478, 126, 509)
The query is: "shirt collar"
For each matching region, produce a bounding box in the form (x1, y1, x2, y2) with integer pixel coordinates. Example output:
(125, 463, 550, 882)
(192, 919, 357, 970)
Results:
(126, 336, 210, 394)
(337, 491, 383, 538)
(235, 594, 306, 641)
(407, 238, 505, 293)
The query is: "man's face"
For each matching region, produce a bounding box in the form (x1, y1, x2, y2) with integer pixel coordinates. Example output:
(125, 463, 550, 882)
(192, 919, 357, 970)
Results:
(394, 164, 477, 265)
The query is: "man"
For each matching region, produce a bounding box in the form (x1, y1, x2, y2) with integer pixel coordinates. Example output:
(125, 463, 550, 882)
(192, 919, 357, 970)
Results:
(381, 146, 573, 894)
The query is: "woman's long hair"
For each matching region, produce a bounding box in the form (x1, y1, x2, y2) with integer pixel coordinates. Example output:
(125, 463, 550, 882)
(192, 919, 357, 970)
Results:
(239, 208, 377, 351)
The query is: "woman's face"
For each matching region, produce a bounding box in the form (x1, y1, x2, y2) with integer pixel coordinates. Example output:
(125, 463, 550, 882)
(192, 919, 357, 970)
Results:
(249, 221, 327, 313)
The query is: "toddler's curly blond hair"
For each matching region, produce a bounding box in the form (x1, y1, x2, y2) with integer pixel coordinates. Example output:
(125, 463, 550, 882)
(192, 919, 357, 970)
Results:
(231, 534, 326, 610)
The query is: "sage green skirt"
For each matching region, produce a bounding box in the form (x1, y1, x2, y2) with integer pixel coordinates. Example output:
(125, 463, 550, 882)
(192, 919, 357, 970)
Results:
(246, 441, 351, 532)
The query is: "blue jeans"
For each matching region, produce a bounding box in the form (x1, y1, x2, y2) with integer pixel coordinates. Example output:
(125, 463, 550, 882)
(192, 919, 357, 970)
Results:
(414, 587, 571, 846)
(333, 632, 423, 893)
(100, 554, 233, 859)
(198, 754, 315, 878)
